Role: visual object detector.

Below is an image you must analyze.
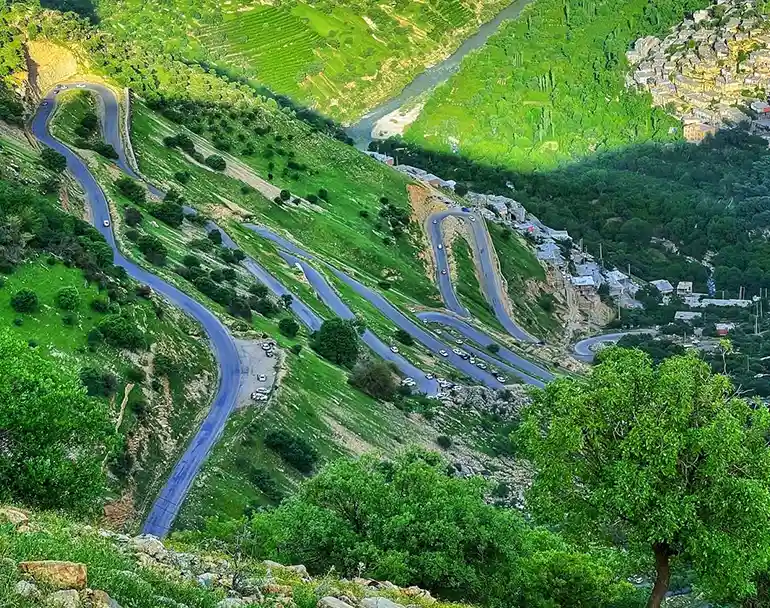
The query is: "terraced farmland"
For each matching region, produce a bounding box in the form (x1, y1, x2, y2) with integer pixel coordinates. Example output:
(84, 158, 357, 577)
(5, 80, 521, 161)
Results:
(95, 0, 511, 122)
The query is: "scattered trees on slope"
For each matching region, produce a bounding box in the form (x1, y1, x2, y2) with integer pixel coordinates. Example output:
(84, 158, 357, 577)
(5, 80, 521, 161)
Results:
(311, 318, 360, 368)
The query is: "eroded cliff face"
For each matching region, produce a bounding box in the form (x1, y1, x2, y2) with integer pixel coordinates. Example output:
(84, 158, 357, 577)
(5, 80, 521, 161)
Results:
(626, 0, 770, 140)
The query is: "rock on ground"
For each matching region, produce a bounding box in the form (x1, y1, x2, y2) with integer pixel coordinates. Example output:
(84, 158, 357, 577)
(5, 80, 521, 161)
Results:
(317, 598, 355, 608)
(19, 560, 87, 590)
(47, 589, 81, 608)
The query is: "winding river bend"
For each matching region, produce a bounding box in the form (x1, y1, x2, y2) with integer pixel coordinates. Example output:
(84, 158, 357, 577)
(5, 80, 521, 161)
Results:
(346, 0, 534, 148)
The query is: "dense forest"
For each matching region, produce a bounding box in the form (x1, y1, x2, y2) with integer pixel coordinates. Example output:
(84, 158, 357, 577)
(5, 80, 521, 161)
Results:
(407, 0, 712, 169)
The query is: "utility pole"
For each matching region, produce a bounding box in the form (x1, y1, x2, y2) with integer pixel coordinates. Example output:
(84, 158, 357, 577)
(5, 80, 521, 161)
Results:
(599, 242, 604, 268)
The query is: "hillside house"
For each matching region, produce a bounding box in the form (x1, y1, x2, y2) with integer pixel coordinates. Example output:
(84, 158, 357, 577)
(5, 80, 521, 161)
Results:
(651, 279, 674, 295)
(677, 281, 693, 295)
(716, 322, 735, 336)
(751, 100, 770, 115)
(571, 276, 596, 294)
(674, 311, 703, 323)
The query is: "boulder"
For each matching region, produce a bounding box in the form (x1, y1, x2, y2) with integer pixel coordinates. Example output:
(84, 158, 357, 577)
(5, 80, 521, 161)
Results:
(19, 561, 87, 590)
(261, 583, 292, 596)
(47, 589, 81, 608)
(361, 599, 405, 608)
(129, 535, 166, 558)
(14, 580, 40, 599)
(0, 506, 29, 529)
(317, 598, 355, 608)
(88, 590, 122, 607)
(262, 560, 309, 578)
(196, 572, 217, 588)
(216, 599, 247, 608)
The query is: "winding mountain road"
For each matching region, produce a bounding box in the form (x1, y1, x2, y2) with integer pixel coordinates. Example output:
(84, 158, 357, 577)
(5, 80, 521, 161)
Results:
(426, 209, 537, 343)
(34, 81, 557, 538)
(32, 83, 243, 538)
(573, 330, 657, 362)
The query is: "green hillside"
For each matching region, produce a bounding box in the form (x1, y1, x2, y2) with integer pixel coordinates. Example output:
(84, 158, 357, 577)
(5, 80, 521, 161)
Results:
(93, 0, 511, 122)
(406, 0, 709, 170)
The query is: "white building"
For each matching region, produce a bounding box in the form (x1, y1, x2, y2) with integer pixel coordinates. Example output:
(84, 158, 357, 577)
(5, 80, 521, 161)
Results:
(651, 279, 674, 295)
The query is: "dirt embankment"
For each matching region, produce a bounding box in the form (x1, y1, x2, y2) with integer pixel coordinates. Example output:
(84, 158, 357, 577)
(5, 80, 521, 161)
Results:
(23, 40, 79, 100)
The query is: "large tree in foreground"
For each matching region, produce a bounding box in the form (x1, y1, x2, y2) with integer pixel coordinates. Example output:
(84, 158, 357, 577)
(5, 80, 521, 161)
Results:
(0, 331, 115, 512)
(519, 348, 770, 608)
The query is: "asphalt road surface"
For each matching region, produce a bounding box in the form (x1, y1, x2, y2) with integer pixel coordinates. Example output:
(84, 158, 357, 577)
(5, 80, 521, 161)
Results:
(573, 330, 656, 362)
(427, 209, 538, 343)
(32, 83, 243, 538)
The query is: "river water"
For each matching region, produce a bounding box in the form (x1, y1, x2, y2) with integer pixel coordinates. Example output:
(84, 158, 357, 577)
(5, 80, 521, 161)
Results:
(346, 0, 534, 149)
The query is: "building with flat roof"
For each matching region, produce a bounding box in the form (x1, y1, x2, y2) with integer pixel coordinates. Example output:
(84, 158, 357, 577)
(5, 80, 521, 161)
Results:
(651, 279, 674, 295)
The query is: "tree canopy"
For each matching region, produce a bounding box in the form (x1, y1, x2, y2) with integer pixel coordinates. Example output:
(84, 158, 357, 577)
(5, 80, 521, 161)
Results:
(0, 331, 115, 512)
(311, 318, 360, 368)
(519, 348, 770, 607)
(248, 450, 635, 608)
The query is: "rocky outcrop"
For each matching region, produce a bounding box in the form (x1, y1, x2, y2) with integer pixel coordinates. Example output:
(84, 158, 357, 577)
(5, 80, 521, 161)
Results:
(19, 561, 88, 590)
(626, 0, 770, 140)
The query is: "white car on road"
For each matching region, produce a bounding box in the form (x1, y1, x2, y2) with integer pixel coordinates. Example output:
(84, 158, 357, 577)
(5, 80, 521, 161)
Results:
(257, 374, 267, 382)
(439, 349, 449, 357)
(103, 220, 110, 227)
(390, 345, 399, 354)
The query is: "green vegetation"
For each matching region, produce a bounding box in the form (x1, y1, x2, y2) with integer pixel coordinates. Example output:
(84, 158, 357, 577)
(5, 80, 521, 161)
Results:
(407, 0, 708, 170)
(451, 235, 500, 330)
(0, 330, 114, 513)
(93, 0, 511, 122)
(520, 348, 770, 607)
(176, 351, 428, 529)
(247, 450, 635, 608)
(311, 317, 361, 368)
(349, 359, 398, 401)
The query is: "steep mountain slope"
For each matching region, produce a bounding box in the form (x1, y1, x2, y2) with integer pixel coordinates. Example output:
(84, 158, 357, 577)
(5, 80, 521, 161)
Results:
(82, 0, 512, 122)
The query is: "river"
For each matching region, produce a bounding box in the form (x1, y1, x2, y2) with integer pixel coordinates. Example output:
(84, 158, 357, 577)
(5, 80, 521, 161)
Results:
(346, 0, 534, 149)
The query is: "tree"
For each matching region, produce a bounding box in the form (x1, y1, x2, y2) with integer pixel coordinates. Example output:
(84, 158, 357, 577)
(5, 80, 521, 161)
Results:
(183, 254, 201, 268)
(124, 206, 143, 227)
(454, 183, 469, 196)
(249, 450, 633, 608)
(11, 289, 38, 313)
(0, 331, 114, 512)
(249, 281, 268, 298)
(311, 318, 360, 368)
(40, 148, 67, 173)
(519, 348, 770, 608)
(137, 234, 168, 265)
(279, 189, 291, 202)
(55, 286, 80, 311)
(79, 366, 117, 397)
(280, 293, 293, 309)
(349, 360, 397, 400)
(394, 329, 414, 346)
(263, 429, 318, 474)
(115, 176, 146, 204)
(98, 314, 146, 350)
(278, 317, 299, 338)
(208, 229, 223, 245)
(205, 154, 227, 171)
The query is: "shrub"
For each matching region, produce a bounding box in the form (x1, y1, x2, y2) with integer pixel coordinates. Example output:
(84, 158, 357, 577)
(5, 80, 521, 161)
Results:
(278, 317, 300, 338)
(183, 254, 201, 268)
(40, 148, 67, 173)
(124, 206, 143, 226)
(249, 282, 269, 298)
(290, 344, 303, 355)
(253, 297, 278, 317)
(115, 176, 146, 204)
(90, 297, 109, 313)
(349, 360, 397, 401)
(318, 188, 329, 201)
(208, 229, 223, 245)
(55, 286, 80, 311)
(487, 343, 500, 354)
(79, 366, 118, 397)
(436, 435, 452, 449)
(394, 329, 414, 346)
(61, 313, 76, 326)
(137, 234, 168, 265)
(263, 429, 318, 474)
(98, 314, 146, 350)
(279, 189, 291, 202)
(87, 327, 103, 345)
(205, 154, 227, 171)
(11, 289, 38, 313)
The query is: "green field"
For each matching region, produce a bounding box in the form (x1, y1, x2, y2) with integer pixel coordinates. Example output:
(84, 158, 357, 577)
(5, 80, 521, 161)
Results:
(406, 0, 708, 170)
(94, 0, 511, 122)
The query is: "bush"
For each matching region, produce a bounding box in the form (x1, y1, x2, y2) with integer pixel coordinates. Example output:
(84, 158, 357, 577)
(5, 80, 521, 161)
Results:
(205, 154, 227, 171)
(40, 148, 67, 173)
(394, 329, 414, 346)
(183, 254, 201, 268)
(124, 206, 143, 226)
(11, 289, 38, 313)
(349, 360, 397, 401)
(290, 344, 303, 355)
(98, 314, 146, 350)
(55, 286, 80, 311)
(137, 234, 168, 265)
(61, 313, 76, 326)
(487, 343, 500, 354)
(90, 297, 109, 313)
(79, 366, 118, 397)
(115, 176, 146, 205)
(87, 327, 103, 345)
(208, 229, 223, 245)
(249, 282, 269, 298)
(279, 317, 300, 338)
(253, 297, 278, 317)
(279, 189, 291, 202)
(436, 435, 453, 449)
(263, 429, 318, 474)
(318, 188, 329, 201)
